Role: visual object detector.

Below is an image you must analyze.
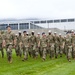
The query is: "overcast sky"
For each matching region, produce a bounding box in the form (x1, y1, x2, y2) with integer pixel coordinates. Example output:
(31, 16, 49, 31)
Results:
(0, 0, 75, 29)
(0, 0, 75, 19)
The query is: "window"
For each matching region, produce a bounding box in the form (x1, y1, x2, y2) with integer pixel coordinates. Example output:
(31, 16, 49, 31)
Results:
(19, 23, 29, 29)
(0, 24, 8, 30)
(68, 19, 74, 22)
(30, 24, 34, 29)
(9, 23, 18, 30)
(54, 20, 60, 23)
(40, 21, 46, 23)
(61, 19, 67, 22)
(47, 20, 53, 23)
(34, 21, 40, 24)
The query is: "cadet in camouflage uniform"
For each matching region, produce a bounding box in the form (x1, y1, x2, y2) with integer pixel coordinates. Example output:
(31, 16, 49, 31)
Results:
(29, 31, 37, 58)
(36, 32, 41, 58)
(26, 32, 31, 57)
(63, 36, 67, 55)
(71, 31, 75, 59)
(40, 32, 48, 61)
(65, 33, 72, 62)
(58, 33, 64, 57)
(17, 31, 23, 57)
(14, 34, 19, 56)
(47, 30, 55, 59)
(54, 32, 59, 58)
(0, 31, 4, 58)
(22, 31, 29, 61)
(3, 26, 15, 63)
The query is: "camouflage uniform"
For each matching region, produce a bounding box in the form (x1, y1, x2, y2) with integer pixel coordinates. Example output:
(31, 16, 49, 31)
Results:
(17, 34, 23, 57)
(22, 35, 29, 60)
(71, 34, 75, 59)
(40, 34, 48, 60)
(65, 34, 72, 61)
(4, 31, 15, 63)
(63, 36, 66, 55)
(26, 33, 31, 57)
(36, 35, 41, 57)
(14, 34, 19, 56)
(47, 34, 55, 59)
(29, 34, 37, 58)
(54, 33, 59, 58)
(0, 32, 4, 58)
(58, 35, 64, 57)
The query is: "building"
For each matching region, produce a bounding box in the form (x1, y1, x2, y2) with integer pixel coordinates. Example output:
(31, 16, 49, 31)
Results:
(0, 20, 43, 30)
(0, 18, 75, 30)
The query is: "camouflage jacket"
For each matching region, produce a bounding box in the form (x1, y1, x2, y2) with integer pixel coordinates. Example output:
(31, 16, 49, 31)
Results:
(29, 35, 36, 45)
(22, 35, 29, 47)
(40, 37, 48, 47)
(4, 31, 15, 45)
(47, 34, 55, 43)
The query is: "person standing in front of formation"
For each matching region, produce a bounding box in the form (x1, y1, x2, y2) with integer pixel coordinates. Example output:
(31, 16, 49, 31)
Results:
(3, 26, 15, 63)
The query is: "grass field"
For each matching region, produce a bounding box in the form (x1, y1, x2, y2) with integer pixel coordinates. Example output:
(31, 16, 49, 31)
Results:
(0, 50, 75, 75)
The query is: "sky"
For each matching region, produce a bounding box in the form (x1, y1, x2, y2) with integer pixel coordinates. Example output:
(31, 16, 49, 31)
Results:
(0, 0, 75, 29)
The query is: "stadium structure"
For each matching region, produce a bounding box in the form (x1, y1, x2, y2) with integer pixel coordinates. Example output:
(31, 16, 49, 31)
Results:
(0, 18, 75, 30)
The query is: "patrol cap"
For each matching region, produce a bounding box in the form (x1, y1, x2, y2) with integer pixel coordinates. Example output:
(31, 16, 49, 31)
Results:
(15, 34, 18, 35)
(59, 33, 61, 35)
(32, 31, 34, 33)
(37, 32, 40, 35)
(48, 30, 52, 33)
(72, 30, 74, 32)
(54, 32, 57, 34)
(18, 31, 21, 33)
(26, 32, 29, 34)
(42, 32, 45, 35)
(23, 31, 27, 33)
(6, 25, 11, 28)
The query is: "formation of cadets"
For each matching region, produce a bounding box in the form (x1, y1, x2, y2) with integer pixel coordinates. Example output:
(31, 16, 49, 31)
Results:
(0, 26, 75, 63)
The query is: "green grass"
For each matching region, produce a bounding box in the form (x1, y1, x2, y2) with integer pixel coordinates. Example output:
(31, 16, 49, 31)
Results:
(0, 50, 75, 75)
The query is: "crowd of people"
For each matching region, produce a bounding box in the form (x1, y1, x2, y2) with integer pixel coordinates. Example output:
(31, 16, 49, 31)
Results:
(0, 26, 75, 63)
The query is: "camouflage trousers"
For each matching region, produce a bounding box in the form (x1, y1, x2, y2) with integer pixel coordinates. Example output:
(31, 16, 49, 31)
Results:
(6, 44, 12, 62)
(49, 43, 55, 58)
(14, 45, 19, 56)
(0, 43, 4, 58)
(38, 47, 42, 57)
(31, 45, 37, 58)
(55, 44, 59, 58)
(42, 47, 47, 60)
(28, 47, 32, 57)
(66, 45, 72, 60)
(63, 45, 66, 55)
(23, 47, 29, 59)
(18, 45, 23, 57)
(59, 45, 64, 57)
(72, 45, 75, 58)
